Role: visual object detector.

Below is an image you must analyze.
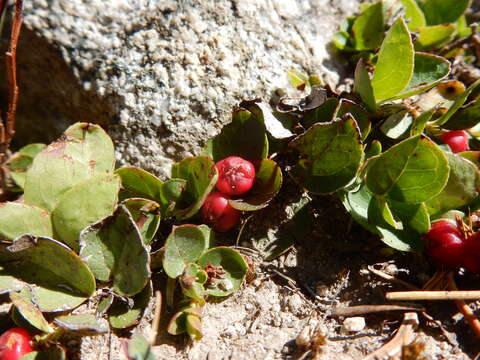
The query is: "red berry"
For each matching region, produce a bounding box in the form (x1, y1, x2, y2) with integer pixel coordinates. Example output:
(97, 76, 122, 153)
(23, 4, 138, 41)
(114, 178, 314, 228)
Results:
(215, 156, 255, 196)
(441, 130, 469, 153)
(424, 220, 466, 269)
(201, 191, 241, 232)
(0, 328, 33, 360)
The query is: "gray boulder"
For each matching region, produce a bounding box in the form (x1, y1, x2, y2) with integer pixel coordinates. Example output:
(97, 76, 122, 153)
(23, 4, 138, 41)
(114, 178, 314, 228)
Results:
(16, 0, 359, 178)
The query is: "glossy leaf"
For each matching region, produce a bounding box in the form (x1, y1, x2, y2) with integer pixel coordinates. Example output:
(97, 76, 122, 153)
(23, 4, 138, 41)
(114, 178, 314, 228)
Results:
(52, 173, 120, 251)
(302, 98, 339, 129)
(426, 153, 480, 216)
(171, 156, 218, 220)
(79, 205, 150, 297)
(442, 100, 480, 130)
(400, 0, 426, 30)
(380, 110, 414, 139)
(162, 225, 209, 279)
(287, 69, 308, 89)
(122, 198, 161, 245)
(108, 281, 152, 329)
(0, 235, 95, 312)
(289, 115, 363, 194)
(352, 1, 384, 50)
(372, 17, 414, 103)
(0, 203, 52, 240)
(197, 247, 248, 297)
(387, 52, 450, 101)
(337, 99, 371, 140)
(205, 108, 268, 162)
(354, 60, 376, 112)
(10, 292, 54, 333)
(243, 100, 294, 139)
(54, 314, 108, 334)
(415, 24, 455, 50)
(422, 0, 470, 25)
(24, 123, 115, 212)
(229, 159, 282, 211)
(125, 333, 156, 360)
(115, 167, 163, 201)
(159, 178, 187, 216)
(410, 108, 435, 136)
(366, 135, 449, 203)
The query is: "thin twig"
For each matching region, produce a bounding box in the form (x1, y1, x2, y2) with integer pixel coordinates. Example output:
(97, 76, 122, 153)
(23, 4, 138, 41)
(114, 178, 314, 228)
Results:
(367, 265, 419, 291)
(330, 304, 425, 318)
(386, 290, 480, 301)
(150, 290, 162, 345)
(447, 272, 480, 338)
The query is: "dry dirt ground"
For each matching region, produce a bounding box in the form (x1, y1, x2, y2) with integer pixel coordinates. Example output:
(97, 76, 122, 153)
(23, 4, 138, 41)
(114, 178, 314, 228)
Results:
(74, 180, 480, 360)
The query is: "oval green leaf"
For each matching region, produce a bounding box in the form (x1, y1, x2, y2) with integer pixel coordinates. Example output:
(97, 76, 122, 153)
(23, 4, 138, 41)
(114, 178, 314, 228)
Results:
(422, 0, 470, 25)
(400, 0, 426, 30)
(372, 17, 414, 103)
(443, 100, 480, 130)
(115, 166, 163, 201)
(0, 203, 52, 240)
(415, 24, 455, 50)
(366, 135, 449, 203)
(108, 281, 152, 329)
(10, 291, 54, 333)
(352, 1, 384, 50)
(122, 198, 161, 246)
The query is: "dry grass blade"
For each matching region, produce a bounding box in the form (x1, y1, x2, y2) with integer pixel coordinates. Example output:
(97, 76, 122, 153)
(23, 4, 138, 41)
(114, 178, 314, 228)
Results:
(362, 312, 419, 360)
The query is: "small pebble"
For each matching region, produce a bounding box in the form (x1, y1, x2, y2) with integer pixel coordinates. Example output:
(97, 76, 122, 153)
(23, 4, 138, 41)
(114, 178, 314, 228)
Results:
(341, 317, 366, 333)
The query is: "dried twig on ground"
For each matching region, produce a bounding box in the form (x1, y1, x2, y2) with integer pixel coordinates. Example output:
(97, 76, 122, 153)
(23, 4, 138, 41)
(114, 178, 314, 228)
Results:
(386, 290, 480, 301)
(330, 304, 425, 318)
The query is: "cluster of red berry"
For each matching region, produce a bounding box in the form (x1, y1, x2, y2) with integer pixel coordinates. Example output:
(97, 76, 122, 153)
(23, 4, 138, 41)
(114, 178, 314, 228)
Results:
(424, 219, 480, 273)
(0, 328, 32, 360)
(201, 156, 256, 232)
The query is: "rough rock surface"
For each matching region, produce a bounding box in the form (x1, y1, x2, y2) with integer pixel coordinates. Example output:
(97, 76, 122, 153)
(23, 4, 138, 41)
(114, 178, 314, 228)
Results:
(17, 0, 359, 178)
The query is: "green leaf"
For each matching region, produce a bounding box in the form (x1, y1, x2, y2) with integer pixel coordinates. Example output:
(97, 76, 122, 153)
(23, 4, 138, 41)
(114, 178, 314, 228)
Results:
(159, 178, 187, 216)
(337, 99, 371, 140)
(171, 156, 218, 220)
(79, 205, 150, 297)
(422, 0, 470, 25)
(180, 263, 206, 305)
(54, 314, 108, 334)
(162, 225, 209, 279)
(18, 143, 47, 158)
(380, 110, 414, 139)
(24, 123, 115, 212)
(0, 235, 96, 312)
(186, 313, 203, 341)
(122, 198, 161, 245)
(366, 135, 449, 203)
(287, 69, 308, 89)
(354, 60, 376, 112)
(426, 153, 480, 216)
(19, 346, 66, 360)
(125, 333, 156, 360)
(108, 281, 152, 329)
(52, 173, 120, 251)
(459, 151, 480, 167)
(10, 291, 54, 333)
(115, 167, 163, 202)
(372, 17, 414, 103)
(387, 53, 450, 101)
(410, 108, 435, 136)
(400, 0, 426, 30)
(289, 115, 363, 194)
(197, 247, 248, 297)
(241, 100, 294, 139)
(229, 159, 282, 211)
(434, 79, 480, 126)
(415, 24, 455, 50)
(352, 1, 384, 50)
(443, 100, 480, 130)
(0, 203, 52, 240)
(205, 108, 268, 162)
(302, 98, 340, 129)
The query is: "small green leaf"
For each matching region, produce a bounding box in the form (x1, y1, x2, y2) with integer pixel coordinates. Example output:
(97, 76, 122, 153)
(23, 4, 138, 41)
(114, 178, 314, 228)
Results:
(415, 24, 455, 50)
(380, 110, 414, 139)
(52, 173, 120, 251)
(354, 60, 376, 112)
(410, 108, 435, 136)
(24, 123, 115, 212)
(422, 0, 470, 25)
(162, 225, 209, 279)
(54, 314, 108, 334)
(159, 178, 187, 216)
(289, 115, 363, 194)
(17, 143, 47, 158)
(180, 263, 206, 305)
(0, 203, 52, 240)
(443, 100, 480, 130)
(186, 314, 203, 341)
(122, 198, 161, 246)
(0, 235, 96, 312)
(115, 167, 163, 202)
(400, 0, 426, 30)
(125, 333, 156, 360)
(302, 98, 340, 129)
(197, 247, 247, 297)
(10, 292, 54, 333)
(336, 99, 371, 140)
(387, 52, 450, 101)
(79, 205, 150, 297)
(426, 153, 480, 216)
(171, 156, 218, 220)
(206, 108, 268, 162)
(366, 135, 449, 203)
(372, 17, 414, 103)
(287, 69, 308, 89)
(352, 1, 384, 50)
(229, 159, 282, 211)
(108, 281, 152, 329)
